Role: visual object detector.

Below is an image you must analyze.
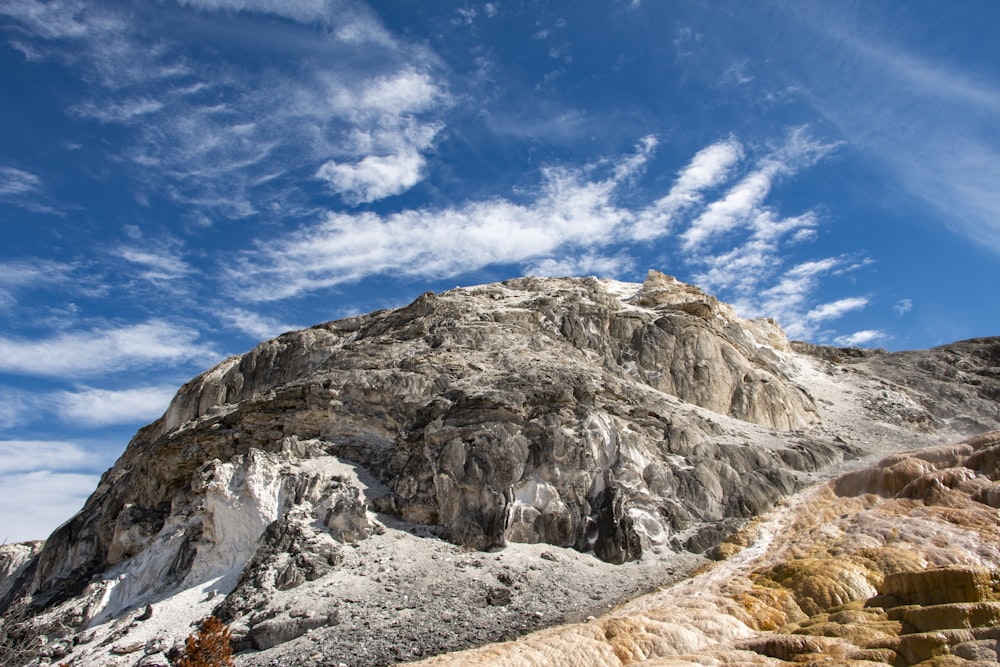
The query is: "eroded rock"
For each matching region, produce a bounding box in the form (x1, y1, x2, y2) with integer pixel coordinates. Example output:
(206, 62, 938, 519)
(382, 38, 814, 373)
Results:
(6, 275, 999, 667)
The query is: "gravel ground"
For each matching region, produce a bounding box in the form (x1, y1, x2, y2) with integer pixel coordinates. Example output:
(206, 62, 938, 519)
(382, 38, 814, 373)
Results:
(236, 519, 703, 667)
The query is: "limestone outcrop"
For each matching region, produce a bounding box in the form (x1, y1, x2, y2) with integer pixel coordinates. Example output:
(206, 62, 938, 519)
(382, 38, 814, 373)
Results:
(25, 272, 831, 612)
(2, 272, 998, 667)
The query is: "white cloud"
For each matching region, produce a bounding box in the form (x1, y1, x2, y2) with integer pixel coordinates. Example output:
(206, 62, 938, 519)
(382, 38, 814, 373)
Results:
(316, 151, 426, 204)
(0, 439, 93, 474)
(666, 129, 861, 341)
(0, 0, 111, 41)
(0, 165, 61, 214)
(234, 140, 655, 301)
(805, 297, 869, 322)
(0, 320, 218, 376)
(835, 329, 888, 347)
(1, 0, 449, 217)
(680, 129, 837, 252)
(0, 470, 98, 543)
(56, 386, 177, 427)
(681, 166, 777, 251)
(0, 260, 71, 309)
(613, 134, 659, 183)
(161, 1, 391, 49)
(70, 97, 165, 123)
(754, 258, 844, 336)
(0, 165, 42, 197)
(233, 130, 853, 321)
(220, 308, 300, 340)
(454, 7, 477, 26)
(668, 140, 743, 199)
(0, 389, 35, 429)
(176, 0, 328, 20)
(114, 246, 193, 283)
(711, 252, 869, 341)
(894, 298, 913, 316)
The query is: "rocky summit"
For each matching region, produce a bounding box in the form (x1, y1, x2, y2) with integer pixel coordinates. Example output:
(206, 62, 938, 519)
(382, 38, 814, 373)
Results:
(1, 271, 998, 667)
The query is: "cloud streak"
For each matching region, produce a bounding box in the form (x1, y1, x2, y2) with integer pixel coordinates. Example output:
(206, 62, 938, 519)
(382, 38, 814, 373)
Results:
(0, 439, 93, 475)
(0, 165, 42, 197)
(0, 320, 219, 377)
(232, 127, 863, 347)
(219, 308, 301, 341)
(788, 7, 1000, 254)
(0, 470, 98, 543)
(2, 0, 450, 217)
(233, 137, 665, 300)
(0, 260, 72, 310)
(56, 386, 177, 427)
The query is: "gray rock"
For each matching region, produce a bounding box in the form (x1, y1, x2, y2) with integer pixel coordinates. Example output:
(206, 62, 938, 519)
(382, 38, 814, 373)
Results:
(5, 272, 999, 666)
(28, 272, 832, 610)
(250, 614, 329, 651)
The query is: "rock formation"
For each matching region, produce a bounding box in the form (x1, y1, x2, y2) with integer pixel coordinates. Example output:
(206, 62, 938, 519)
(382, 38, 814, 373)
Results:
(1, 271, 998, 667)
(406, 430, 1000, 667)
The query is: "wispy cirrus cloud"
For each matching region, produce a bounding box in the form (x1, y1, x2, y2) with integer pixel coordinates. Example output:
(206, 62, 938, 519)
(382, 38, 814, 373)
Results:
(0, 165, 42, 197)
(0, 388, 32, 430)
(0, 165, 62, 214)
(0, 260, 72, 310)
(681, 128, 838, 252)
(232, 126, 864, 347)
(722, 256, 871, 340)
(631, 138, 741, 240)
(0, 320, 219, 377)
(0, 440, 99, 541)
(219, 308, 301, 341)
(0, 470, 98, 542)
(232, 137, 661, 300)
(55, 385, 177, 427)
(783, 6, 1000, 254)
(1, 0, 450, 217)
(174, 0, 341, 25)
(113, 245, 194, 284)
(675, 130, 868, 340)
(0, 439, 93, 474)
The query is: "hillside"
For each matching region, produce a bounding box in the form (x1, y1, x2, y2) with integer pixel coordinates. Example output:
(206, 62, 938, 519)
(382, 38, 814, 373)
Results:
(1, 271, 998, 667)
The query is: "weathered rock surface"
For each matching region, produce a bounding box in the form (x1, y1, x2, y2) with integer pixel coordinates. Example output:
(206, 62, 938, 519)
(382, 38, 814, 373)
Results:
(1, 272, 998, 667)
(25, 273, 830, 607)
(795, 337, 1000, 434)
(408, 430, 1000, 667)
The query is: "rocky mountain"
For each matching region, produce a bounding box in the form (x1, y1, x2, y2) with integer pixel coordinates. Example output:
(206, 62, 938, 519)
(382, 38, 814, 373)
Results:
(1, 271, 998, 667)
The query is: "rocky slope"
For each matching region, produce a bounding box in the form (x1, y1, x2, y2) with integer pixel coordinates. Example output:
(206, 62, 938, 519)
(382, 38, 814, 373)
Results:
(1, 271, 997, 667)
(408, 430, 1000, 667)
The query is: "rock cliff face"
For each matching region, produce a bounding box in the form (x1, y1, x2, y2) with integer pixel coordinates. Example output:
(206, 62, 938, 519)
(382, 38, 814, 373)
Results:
(1, 272, 997, 667)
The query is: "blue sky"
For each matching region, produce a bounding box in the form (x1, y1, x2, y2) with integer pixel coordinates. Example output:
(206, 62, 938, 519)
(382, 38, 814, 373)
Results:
(2, 0, 999, 542)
